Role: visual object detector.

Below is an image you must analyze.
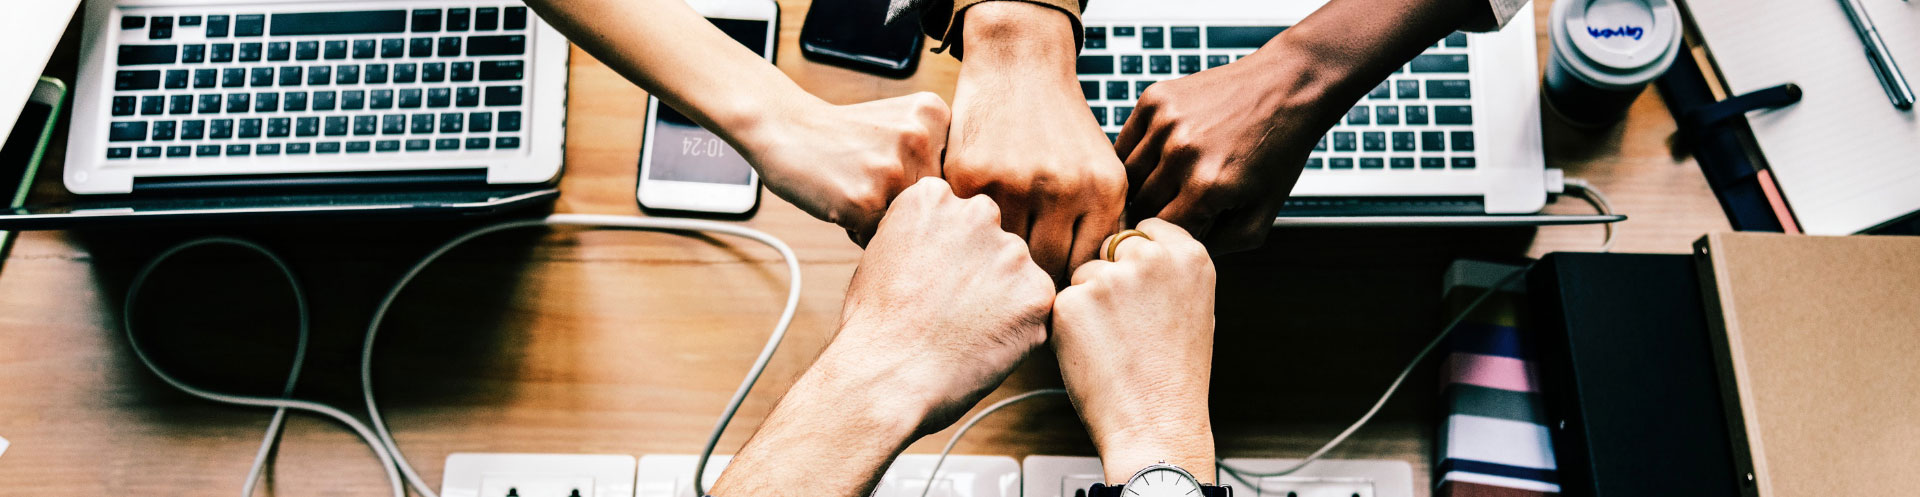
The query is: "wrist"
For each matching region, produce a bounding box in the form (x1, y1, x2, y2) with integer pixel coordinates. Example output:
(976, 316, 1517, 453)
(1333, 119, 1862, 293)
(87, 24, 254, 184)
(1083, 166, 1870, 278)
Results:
(1242, 36, 1361, 130)
(1092, 408, 1216, 484)
(719, 87, 830, 174)
(958, 2, 1078, 87)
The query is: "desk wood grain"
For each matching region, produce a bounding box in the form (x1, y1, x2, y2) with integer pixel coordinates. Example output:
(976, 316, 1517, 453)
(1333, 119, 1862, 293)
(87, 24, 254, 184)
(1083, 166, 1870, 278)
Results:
(0, 0, 1725, 494)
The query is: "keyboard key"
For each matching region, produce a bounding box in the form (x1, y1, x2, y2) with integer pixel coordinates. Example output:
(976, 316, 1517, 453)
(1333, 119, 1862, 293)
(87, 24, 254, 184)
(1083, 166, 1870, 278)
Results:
(1080, 81, 1099, 99)
(342, 90, 366, 110)
(399, 88, 422, 108)
(194, 68, 218, 88)
(238, 118, 261, 138)
(268, 41, 290, 61)
(1346, 106, 1369, 125)
(1445, 32, 1468, 48)
(381, 38, 405, 58)
(210, 119, 234, 139)
(498, 111, 521, 132)
(308, 65, 332, 85)
(354, 115, 378, 135)
(255, 143, 280, 155)
(383, 114, 406, 134)
(1368, 81, 1390, 99)
(336, 64, 360, 84)
(197, 144, 222, 156)
(279, 66, 303, 86)
(1140, 26, 1164, 49)
(1421, 131, 1445, 151)
(1362, 132, 1385, 152)
(440, 112, 464, 132)
(313, 91, 337, 110)
(484, 86, 522, 106)
(235, 14, 265, 37)
(296, 117, 319, 136)
(1170, 26, 1200, 48)
(180, 16, 202, 27)
(211, 43, 235, 62)
(250, 67, 274, 87)
(1134, 80, 1155, 99)
(124, 16, 147, 30)
(353, 39, 376, 59)
(284, 91, 308, 111)
(1392, 131, 1415, 151)
(504, 7, 528, 30)
(1091, 81, 1121, 101)
(296, 41, 320, 60)
(226, 144, 251, 156)
(183, 44, 206, 63)
(1206, 55, 1231, 69)
(477, 7, 499, 30)
(411, 113, 434, 133)
(448, 8, 471, 31)
(151, 121, 176, 140)
(1148, 55, 1171, 74)
(1421, 157, 1446, 169)
(1332, 131, 1356, 152)
(1395, 80, 1419, 99)
(140, 96, 164, 115)
(317, 142, 341, 154)
(118, 45, 178, 66)
(1405, 105, 1429, 125)
(1206, 26, 1285, 49)
(1076, 55, 1113, 75)
(1426, 79, 1471, 99)
(1304, 158, 1322, 169)
(423, 62, 446, 82)
(377, 139, 402, 152)
(412, 9, 443, 32)
(371, 89, 394, 109)
(206, 15, 229, 38)
(394, 63, 418, 83)
(137, 146, 162, 158)
(1410, 54, 1468, 73)
(1390, 157, 1415, 169)
(324, 116, 349, 136)
(198, 94, 222, 114)
(1434, 105, 1473, 125)
(469, 112, 492, 132)
(406, 138, 431, 151)
(107, 147, 133, 159)
(221, 68, 245, 87)
(239, 42, 262, 62)
(496, 136, 520, 149)
(1315, 135, 1327, 151)
(181, 120, 205, 139)
(1119, 55, 1143, 74)
(254, 92, 278, 112)
(456, 87, 480, 107)
(437, 36, 462, 56)
(435, 138, 459, 150)
(267, 117, 290, 137)
(1328, 157, 1354, 169)
(1450, 131, 1475, 151)
(324, 40, 348, 59)
(479, 60, 523, 81)
(1359, 157, 1384, 169)
(366, 63, 390, 84)
(113, 96, 137, 116)
(1451, 157, 1476, 169)
(226, 93, 250, 113)
(1376, 105, 1399, 125)
(465, 137, 490, 150)
(167, 145, 192, 158)
(1177, 55, 1200, 74)
(271, 10, 408, 36)
(116, 70, 161, 91)
(451, 61, 474, 82)
(428, 87, 451, 107)
(1092, 106, 1107, 126)
(287, 142, 311, 154)
(410, 37, 434, 57)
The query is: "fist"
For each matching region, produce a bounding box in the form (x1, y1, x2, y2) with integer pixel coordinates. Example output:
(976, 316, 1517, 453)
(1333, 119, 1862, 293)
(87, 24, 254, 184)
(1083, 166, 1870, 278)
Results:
(745, 92, 950, 245)
(836, 177, 1056, 434)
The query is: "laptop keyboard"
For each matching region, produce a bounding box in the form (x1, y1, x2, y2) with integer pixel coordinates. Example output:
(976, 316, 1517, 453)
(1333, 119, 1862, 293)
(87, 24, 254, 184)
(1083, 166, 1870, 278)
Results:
(1078, 25, 1478, 172)
(104, 6, 532, 162)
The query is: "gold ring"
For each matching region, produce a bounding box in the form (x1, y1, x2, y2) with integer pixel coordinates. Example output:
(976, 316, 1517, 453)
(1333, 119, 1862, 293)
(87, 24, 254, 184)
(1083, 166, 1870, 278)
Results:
(1101, 229, 1153, 262)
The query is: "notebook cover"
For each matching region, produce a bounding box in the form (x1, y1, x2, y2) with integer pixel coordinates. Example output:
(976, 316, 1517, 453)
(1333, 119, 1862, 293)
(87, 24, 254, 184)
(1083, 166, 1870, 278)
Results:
(1525, 253, 1742, 497)
(1694, 233, 1920, 497)
(1436, 260, 1561, 496)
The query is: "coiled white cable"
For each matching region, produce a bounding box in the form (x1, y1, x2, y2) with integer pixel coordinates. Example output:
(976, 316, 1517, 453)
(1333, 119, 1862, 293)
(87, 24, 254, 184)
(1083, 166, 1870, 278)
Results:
(125, 214, 803, 497)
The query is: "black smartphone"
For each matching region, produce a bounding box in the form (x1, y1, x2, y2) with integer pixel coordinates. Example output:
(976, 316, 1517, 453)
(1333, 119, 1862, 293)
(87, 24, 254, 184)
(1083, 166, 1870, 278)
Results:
(800, 0, 923, 78)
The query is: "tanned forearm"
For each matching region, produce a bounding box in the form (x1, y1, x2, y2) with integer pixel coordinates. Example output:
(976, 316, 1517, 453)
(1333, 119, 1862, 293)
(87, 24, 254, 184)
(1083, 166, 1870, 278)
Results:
(1250, 0, 1482, 123)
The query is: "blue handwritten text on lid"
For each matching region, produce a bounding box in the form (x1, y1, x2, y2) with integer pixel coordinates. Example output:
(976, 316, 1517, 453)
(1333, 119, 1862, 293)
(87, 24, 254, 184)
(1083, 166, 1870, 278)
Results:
(1587, 25, 1645, 40)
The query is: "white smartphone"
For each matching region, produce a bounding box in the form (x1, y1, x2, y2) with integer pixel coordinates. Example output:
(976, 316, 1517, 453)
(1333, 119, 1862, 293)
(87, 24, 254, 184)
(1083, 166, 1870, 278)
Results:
(636, 0, 780, 216)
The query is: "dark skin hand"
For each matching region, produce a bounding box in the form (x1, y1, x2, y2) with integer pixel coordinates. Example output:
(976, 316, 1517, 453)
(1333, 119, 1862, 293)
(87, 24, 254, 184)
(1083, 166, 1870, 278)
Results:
(1115, 0, 1488, 252)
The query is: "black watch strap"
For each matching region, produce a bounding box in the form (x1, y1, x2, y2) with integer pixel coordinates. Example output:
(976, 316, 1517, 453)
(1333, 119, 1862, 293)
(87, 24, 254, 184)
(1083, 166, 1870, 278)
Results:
(1087, 483, 1231, 497)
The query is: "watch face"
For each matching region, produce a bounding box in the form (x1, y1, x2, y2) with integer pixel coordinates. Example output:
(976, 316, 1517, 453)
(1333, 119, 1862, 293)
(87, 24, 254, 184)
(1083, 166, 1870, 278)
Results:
(1124, 467, 1200, 497)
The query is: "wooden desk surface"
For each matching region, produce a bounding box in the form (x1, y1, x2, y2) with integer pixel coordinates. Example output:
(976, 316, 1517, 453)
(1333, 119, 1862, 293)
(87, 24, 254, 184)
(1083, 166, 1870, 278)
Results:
(0, 0, 1727, 494)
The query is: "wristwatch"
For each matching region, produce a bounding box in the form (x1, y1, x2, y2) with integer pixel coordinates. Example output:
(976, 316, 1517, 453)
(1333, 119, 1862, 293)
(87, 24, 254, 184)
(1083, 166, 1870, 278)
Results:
(1085, 462, 1230, 497)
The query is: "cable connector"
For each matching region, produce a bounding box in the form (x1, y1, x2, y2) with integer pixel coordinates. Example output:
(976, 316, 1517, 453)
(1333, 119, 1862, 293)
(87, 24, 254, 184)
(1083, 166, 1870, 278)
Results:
(1545, 168, 1567, 195)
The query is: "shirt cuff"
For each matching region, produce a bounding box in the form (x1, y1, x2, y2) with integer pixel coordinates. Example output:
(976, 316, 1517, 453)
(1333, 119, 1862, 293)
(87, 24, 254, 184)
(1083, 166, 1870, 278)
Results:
(921, 0, 1087, 60)
(1468, 0, 1529, 32)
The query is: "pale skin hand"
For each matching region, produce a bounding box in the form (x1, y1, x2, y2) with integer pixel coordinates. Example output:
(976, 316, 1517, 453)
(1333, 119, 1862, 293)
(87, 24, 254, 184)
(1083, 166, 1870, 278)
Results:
(944, 1, 1127, 285)
(525, 0, 949, 243)
(710, 178, 1056, 497)
(1052, 219, 1218, 484)
(1115, 0, 1488, 252)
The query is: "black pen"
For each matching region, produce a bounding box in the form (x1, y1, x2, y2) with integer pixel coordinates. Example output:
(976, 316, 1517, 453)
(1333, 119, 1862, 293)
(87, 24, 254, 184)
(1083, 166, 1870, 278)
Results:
(1837, 0, 1915, 110)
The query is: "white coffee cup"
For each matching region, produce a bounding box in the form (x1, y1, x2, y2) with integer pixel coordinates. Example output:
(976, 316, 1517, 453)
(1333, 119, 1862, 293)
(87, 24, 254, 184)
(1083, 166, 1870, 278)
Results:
(1546, 0, 1683, 127)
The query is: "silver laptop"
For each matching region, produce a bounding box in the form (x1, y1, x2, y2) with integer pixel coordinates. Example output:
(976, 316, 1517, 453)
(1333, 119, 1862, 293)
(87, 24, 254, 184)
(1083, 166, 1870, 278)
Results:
(64, 0, 569, 194)
(1079, 0, 1550, 217)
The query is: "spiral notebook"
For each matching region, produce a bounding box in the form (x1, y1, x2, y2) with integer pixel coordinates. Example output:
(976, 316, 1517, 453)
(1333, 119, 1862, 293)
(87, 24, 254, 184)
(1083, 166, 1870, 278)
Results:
(1680, 0, 1920, 235)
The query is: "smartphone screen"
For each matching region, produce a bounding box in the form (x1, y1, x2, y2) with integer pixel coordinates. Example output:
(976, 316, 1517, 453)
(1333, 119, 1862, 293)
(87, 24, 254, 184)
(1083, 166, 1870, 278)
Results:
(645, 18, 769, 187)
(800, 0, 922, 75)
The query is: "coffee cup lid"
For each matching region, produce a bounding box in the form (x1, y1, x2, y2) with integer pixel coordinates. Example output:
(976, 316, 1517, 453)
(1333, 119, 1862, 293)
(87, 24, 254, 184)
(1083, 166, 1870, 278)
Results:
(1553, 0, 1681, 84)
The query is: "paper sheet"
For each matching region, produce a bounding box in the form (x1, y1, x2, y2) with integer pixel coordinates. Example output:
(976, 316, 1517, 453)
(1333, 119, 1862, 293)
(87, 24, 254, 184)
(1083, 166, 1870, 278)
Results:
(1683, 0, 1920, 234)
(0, 1, 79, 140)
